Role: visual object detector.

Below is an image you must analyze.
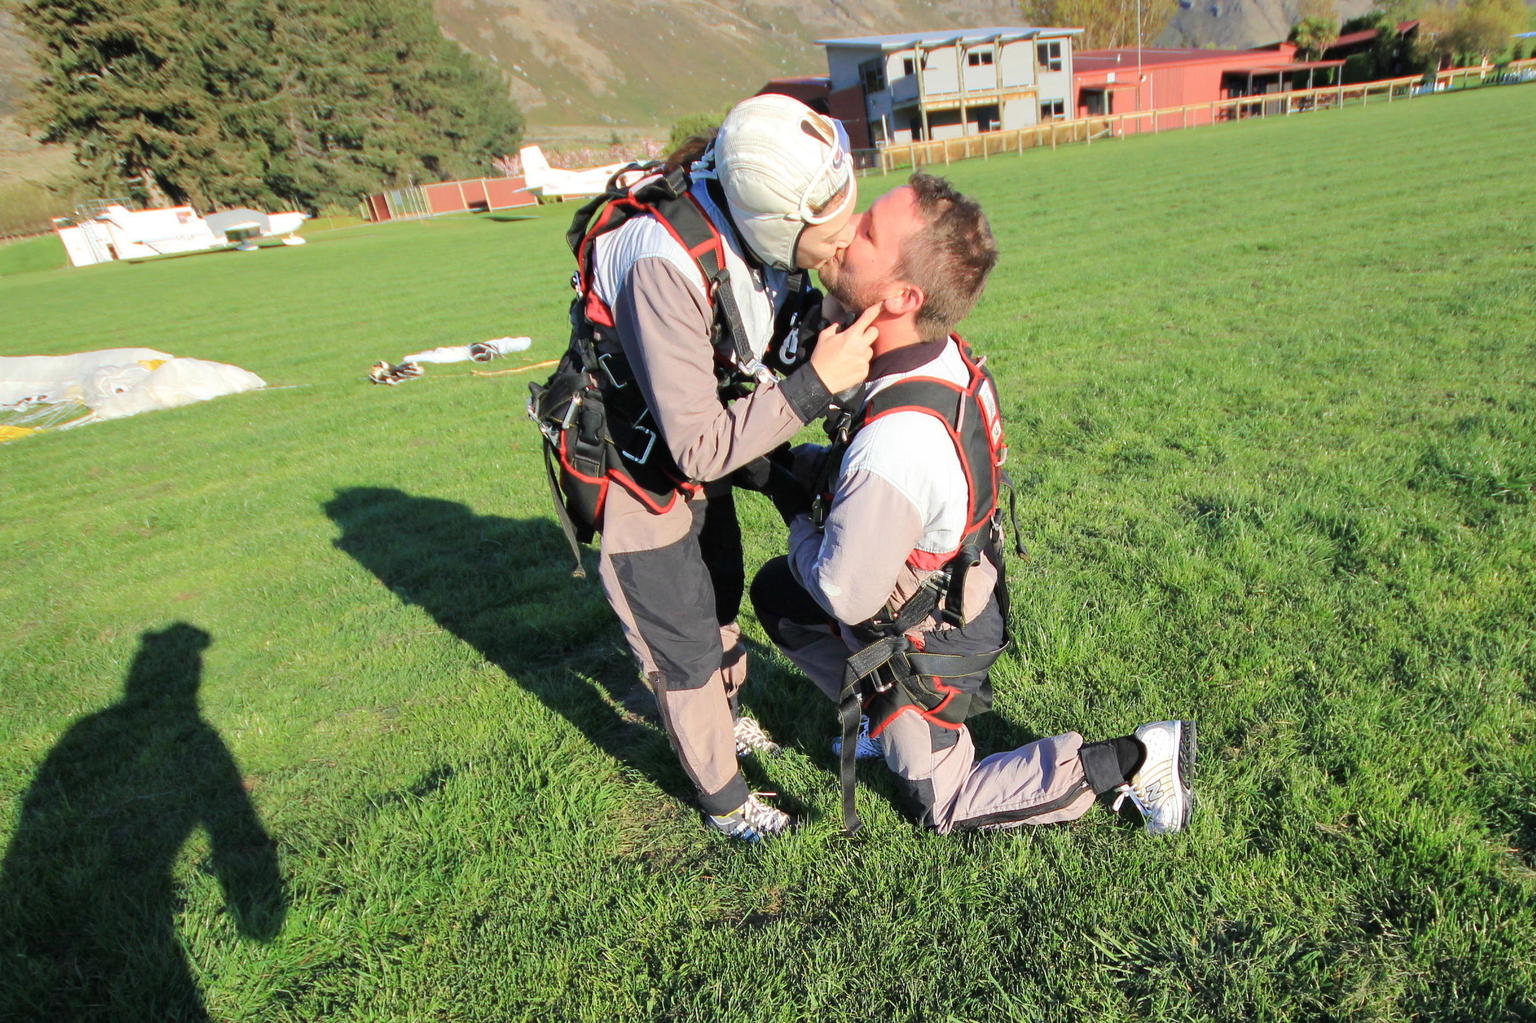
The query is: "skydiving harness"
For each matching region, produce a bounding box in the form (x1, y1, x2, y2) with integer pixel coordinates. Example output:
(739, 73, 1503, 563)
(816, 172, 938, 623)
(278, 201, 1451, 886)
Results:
(816, 337, 1028, 835)
(527, 162, 822, 576)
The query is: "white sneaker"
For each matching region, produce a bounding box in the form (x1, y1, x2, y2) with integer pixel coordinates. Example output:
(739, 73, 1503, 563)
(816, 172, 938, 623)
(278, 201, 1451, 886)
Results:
(831, 715, 884, 760)
(733, 715, 781, 757)
(707, 793, 793, 843)
(1112, 720, 1195, 836)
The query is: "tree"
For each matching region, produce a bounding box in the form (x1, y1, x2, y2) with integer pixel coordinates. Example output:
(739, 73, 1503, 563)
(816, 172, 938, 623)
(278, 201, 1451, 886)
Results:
(1412, 2, 1458, 67)
(13, 0, 246, 208)
(1449, 0, 1526, 62)
(1290, 0, 1341, 61)
(1371, 0, 1423, 22)
(13, 0, 522, 211)
(1340, 10, 1409, 78)
(1291, 15, 1342, 60)
(1018, 0, 1180, 51)
(1413, 0, 1524, 68)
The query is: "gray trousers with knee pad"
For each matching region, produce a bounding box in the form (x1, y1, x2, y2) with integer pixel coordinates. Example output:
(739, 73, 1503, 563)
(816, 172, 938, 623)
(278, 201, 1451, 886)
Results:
(751, 555, 1098, 832)
(599, 484, 749, 815)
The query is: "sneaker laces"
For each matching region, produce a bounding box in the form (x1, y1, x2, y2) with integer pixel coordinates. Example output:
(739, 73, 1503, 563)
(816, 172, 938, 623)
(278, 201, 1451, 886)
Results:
(710, 792, 792, 842)
(1110, 783, 1151, 817)
(1111, 747, 1182, 832)
(733, 716, 781, 757)
(831, 714, 884, 760)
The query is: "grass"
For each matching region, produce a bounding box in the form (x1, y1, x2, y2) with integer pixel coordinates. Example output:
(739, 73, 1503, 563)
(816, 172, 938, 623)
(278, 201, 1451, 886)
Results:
(0, 213, 376, 280)
(0, 231, 64, 275)
(2, 87, 1535, 1022)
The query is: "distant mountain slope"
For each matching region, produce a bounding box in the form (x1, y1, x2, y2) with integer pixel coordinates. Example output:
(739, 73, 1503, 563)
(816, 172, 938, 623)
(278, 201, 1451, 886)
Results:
(432, 0, 1023, 128)
(1160, 0, 1372, 48)
(0, 8, 34, 118)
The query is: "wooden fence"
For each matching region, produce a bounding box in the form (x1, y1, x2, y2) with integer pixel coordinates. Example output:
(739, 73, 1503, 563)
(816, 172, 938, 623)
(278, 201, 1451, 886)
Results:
(870, 59, 1536, 174)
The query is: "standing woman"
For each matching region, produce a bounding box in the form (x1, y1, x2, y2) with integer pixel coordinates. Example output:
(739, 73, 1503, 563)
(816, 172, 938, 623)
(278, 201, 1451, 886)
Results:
(574, 94, 875, 840)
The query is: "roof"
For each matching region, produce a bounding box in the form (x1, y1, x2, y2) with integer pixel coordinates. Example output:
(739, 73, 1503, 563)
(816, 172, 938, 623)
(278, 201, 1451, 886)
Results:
(1246, 59, 1347, 73)
(1075, 47, 1286, 72)
(817, 27, 1081, 50)
(1327, 19, 1420, 50)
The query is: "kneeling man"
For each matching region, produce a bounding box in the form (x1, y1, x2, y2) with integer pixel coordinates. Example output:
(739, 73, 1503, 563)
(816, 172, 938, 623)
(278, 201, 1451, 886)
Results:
(750, 173, 1195, 836)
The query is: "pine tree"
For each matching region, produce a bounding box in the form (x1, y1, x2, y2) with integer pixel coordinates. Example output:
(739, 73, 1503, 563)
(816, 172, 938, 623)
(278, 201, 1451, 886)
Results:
(12, 0, 522, 212)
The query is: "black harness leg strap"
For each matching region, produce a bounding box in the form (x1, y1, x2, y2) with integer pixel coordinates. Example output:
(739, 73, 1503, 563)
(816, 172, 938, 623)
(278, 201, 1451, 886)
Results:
(837, 673, 865, 836)
(540, 440, 588, 578)
(836, 634, 912, 835)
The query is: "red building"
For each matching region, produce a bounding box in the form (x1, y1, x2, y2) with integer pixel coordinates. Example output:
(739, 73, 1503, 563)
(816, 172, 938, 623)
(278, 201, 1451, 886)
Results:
(1074, 44, 1342, 133)
(758, 75, 874, 161)
(363, 176, 535, 223)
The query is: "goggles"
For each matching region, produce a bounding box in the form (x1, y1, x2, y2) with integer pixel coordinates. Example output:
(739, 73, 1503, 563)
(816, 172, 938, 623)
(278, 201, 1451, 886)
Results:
(796, 118, 854, 225)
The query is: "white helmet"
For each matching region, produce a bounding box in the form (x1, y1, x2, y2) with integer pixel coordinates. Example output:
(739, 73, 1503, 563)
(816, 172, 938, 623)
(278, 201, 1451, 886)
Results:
(696, 93, 854, 271)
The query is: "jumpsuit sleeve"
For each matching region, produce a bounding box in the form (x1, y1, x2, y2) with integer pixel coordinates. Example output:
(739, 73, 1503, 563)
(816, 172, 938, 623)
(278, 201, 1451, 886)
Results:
(786, 467, 925, 626)
(612, 257, 833, 483)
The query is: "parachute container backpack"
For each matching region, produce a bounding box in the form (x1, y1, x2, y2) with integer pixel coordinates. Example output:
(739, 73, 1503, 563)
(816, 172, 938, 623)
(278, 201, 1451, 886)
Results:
(527, 161, 822, 576)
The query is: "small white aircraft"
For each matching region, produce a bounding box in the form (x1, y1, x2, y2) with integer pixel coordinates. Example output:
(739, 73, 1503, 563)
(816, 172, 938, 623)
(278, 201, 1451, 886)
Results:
(52, 204, 308, 267)
(518, 145, 631, 200)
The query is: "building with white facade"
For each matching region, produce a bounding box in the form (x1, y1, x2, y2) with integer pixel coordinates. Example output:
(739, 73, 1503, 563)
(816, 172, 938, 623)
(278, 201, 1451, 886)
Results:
(818, 27, 1082, 148)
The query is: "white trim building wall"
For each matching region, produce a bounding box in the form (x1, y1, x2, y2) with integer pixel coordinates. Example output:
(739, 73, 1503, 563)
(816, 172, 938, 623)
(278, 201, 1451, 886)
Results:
(818, 27, 1083, 146)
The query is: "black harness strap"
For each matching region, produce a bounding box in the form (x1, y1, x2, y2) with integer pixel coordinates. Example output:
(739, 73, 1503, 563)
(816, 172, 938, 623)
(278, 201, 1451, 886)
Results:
(541, 441, 588, 578)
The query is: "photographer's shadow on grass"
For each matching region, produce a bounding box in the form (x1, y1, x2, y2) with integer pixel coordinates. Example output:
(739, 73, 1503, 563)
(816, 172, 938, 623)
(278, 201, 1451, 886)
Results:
(0, 623, 286, 1023)
(324, 487, 699, 805)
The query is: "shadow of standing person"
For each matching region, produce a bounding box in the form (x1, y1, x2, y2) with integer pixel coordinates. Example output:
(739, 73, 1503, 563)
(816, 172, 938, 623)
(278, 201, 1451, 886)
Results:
(0, 624, 286, 1022)
(323, 487, 702, 806)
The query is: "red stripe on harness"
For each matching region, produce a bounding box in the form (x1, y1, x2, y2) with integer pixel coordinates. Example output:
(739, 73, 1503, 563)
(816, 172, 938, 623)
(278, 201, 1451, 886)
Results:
(584, 291, 615, 329)
(868, 677, 967, 737)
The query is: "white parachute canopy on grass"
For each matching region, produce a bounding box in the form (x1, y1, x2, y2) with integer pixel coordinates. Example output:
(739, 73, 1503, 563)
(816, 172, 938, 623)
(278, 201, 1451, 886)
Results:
(0, 348, 266, 435)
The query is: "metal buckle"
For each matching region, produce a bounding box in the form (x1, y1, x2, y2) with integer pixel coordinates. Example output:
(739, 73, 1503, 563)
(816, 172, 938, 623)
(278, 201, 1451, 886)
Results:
(621, 424, 656, 464)
(780, 329, 800, 364)
(597, 351, 628, 390)
(559, 393, 582, 431)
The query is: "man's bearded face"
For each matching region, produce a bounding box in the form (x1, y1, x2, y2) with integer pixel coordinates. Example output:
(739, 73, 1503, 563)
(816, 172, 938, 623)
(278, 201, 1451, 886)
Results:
(815, 185, 921, 319)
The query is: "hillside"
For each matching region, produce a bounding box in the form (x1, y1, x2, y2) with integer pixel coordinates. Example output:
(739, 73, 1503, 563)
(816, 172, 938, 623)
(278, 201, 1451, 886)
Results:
(432, 0, 1023, 129)
(1162, 0, 1372, 48)
(2, 0, 1385, 140)
(0, 8, 28, 117)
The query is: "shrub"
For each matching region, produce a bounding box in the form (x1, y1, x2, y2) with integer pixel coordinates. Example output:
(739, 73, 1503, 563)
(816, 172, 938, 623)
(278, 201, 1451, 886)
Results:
(667, 114, 721, 152)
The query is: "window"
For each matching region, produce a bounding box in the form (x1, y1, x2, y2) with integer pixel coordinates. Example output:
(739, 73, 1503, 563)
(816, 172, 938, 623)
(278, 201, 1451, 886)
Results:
(967, 48, 995, 67)
(1037, 40, 1063, 72)
(1040, 98, 1066, 119)
(859, 58, 886, 93)
(902, 57, 915, 77)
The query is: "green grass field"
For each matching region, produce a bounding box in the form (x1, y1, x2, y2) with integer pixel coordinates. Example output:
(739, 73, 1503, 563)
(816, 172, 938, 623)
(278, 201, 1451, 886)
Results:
(3, 86, 1535, 1022)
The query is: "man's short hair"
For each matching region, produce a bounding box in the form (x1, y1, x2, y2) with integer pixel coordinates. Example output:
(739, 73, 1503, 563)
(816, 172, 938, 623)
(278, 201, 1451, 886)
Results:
(900, 172, 998, 338)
